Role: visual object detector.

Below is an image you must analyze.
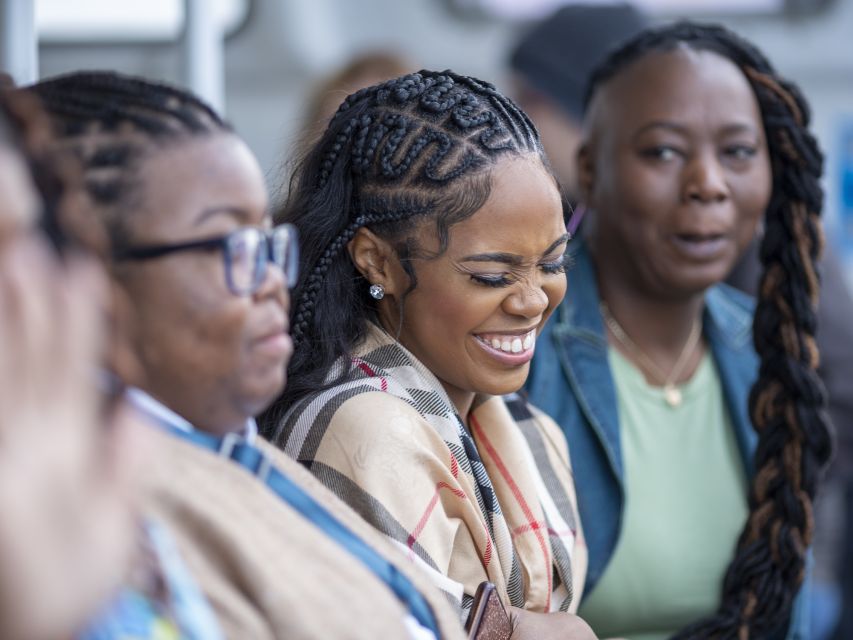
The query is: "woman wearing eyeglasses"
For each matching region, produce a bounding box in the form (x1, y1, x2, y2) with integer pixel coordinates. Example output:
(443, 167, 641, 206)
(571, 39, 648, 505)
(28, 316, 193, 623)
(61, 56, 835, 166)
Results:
(29, 71, 466, 640)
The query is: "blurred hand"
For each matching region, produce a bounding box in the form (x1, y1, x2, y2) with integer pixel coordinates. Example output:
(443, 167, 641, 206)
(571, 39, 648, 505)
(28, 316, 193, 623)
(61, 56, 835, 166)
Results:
(509, 607, 598, 640)
(0, 237, 140, 640)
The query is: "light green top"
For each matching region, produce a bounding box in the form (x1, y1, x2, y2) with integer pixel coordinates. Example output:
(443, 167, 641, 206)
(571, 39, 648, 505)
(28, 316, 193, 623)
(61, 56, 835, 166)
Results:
(578, 348, 748, 640)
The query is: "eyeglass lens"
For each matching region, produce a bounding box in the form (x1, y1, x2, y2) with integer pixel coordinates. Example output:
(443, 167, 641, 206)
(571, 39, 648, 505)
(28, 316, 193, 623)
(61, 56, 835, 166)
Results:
(224, 226, 298, 295)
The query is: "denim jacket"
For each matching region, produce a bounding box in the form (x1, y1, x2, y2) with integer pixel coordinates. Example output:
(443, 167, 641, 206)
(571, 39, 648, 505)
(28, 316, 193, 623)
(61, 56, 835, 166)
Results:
(526, 241, 810, 639)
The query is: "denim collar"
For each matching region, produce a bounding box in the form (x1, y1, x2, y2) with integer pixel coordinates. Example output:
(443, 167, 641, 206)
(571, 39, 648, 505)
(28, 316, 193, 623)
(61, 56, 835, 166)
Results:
(554, 240, 758, 480)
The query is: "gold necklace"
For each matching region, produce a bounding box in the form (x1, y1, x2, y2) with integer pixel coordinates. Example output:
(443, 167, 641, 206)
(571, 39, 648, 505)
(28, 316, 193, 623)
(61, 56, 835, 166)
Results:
(600, 302, 702, 408)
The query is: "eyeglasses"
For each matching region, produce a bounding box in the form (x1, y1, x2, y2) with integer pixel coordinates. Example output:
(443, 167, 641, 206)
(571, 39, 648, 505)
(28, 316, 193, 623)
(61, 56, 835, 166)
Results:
(115, 224, 299, 296)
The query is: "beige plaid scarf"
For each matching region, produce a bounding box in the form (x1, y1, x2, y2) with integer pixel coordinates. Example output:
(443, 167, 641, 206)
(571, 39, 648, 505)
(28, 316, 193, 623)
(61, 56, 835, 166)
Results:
(273, 324, 586, 615)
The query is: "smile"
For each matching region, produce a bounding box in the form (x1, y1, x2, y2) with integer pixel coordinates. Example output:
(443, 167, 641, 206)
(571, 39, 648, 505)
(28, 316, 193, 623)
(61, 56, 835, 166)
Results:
(473, 329, 537, 364)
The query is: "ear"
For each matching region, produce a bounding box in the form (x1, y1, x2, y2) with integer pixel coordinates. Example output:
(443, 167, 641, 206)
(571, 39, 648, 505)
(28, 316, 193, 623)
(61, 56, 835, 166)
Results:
(347, 227, 407, 297)
(577, 141, 595, 204)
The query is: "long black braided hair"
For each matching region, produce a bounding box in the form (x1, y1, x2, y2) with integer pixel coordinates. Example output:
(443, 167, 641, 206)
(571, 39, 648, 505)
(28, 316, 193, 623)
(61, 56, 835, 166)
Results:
(261, 69, 547, 433)
(585, 22, 832, 640)
(24, 71, 230, 251)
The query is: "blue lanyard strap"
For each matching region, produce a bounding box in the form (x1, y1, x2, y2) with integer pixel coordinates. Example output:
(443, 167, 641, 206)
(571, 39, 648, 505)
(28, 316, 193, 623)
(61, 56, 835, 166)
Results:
(163, 425, 440, 637)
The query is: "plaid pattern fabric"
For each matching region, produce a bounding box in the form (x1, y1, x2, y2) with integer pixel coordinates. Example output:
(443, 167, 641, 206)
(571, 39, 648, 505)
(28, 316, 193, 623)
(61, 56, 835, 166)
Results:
(273, 325, 586, 615)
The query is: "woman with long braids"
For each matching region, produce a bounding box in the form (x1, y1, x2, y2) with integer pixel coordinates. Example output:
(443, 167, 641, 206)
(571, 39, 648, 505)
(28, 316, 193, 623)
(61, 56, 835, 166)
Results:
(263, 70, 594, 638)
(28, 71, 469, 640)
(526, 22, 831, 639)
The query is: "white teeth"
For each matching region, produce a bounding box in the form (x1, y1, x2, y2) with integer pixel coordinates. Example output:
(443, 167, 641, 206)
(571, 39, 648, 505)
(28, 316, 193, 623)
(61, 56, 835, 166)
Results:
(478, 330, 536, 354)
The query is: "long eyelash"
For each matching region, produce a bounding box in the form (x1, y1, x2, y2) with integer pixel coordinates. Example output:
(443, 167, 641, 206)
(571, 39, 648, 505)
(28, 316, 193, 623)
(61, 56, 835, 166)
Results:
(470, 274, 513, 288)
(541, 252, 574, 274)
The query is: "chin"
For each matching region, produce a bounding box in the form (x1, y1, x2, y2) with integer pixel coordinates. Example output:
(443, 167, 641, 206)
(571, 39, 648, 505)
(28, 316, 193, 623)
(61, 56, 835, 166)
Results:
(478, 370, 529, 397)
(240, 374, 287, 416)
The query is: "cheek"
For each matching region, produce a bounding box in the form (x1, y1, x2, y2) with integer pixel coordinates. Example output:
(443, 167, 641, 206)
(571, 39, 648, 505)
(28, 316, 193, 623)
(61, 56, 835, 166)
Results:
(595, 160, 673, 226)
(544, 275, 567, 316)
(732, 177, 772, 244)
(134, 272, 245, 367)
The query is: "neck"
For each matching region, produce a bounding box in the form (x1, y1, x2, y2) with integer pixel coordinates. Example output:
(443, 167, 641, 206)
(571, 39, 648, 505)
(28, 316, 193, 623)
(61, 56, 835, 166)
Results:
(445, 388, 475, 425)
(137, 385, 249, 437)
(594, 258, 706, 383)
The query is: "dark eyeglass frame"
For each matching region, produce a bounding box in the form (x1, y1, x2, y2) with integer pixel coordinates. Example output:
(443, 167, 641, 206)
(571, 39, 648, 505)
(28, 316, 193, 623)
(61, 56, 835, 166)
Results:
(114, 223, 299, 296)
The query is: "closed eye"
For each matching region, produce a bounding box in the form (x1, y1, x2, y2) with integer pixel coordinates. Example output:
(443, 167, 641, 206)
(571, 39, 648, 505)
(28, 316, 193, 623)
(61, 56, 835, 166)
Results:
(540, 252, 573, 274)
(469, 273, 515, 288)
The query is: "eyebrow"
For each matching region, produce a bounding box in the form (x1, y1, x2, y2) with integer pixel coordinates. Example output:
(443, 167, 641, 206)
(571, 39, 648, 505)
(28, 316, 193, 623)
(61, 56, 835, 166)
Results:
(461, 233, 570, 265)
(194, 206, 261, 226)
(633, 120, 760, 140)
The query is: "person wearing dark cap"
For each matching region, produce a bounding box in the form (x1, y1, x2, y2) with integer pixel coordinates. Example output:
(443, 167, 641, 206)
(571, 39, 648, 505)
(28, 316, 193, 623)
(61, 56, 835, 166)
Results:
(509, 2, 648, 206)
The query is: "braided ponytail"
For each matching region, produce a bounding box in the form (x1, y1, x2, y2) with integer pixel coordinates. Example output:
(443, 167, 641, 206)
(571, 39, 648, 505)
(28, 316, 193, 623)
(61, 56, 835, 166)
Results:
(262, 69, 545, 434)
(587, 22, 832, 639)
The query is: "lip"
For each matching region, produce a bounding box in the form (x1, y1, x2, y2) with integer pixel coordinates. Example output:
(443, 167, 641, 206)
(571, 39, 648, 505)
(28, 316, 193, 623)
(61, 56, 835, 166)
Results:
(669, 232, 730, 262)
(473, 328, 537, 366)
(254, 325, 292, 359)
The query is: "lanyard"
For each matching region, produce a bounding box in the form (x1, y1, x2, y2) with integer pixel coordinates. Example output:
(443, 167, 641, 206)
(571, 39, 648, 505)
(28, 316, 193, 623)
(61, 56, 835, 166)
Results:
(162, 424, 441, 636)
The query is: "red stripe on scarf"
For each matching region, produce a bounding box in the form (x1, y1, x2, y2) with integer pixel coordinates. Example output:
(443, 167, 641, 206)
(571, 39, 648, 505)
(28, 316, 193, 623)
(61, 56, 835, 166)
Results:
(352, 358, 388, 391)
(407, 482, 466, 549)
(511, 521, 546, 536)
(470, 413, 552, 608)
(406, 480, 494, 568)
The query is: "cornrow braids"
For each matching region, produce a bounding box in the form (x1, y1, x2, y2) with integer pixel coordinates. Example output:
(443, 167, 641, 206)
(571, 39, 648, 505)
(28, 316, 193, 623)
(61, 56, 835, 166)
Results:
(260, 69, 545, 435)
(24, 71, 230, 250)
(586, 22, 831, 640)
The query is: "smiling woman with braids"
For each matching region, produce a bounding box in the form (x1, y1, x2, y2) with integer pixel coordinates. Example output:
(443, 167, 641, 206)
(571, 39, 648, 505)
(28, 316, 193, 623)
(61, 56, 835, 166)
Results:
(525, 22, 831, 640)
(263, 70, 593, 638)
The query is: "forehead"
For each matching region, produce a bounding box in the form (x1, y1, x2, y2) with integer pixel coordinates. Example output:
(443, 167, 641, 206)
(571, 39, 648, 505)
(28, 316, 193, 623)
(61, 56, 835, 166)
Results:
(441, 155, 564, 253)
(587, 46, 763, 140)
(130, 132, 268, 236)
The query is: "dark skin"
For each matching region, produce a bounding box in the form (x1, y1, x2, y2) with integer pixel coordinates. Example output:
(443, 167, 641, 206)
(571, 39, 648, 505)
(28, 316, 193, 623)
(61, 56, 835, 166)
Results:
(349, 155, 567, 420)
(114, 134, 291, 435)
(579, 46, 772, 383)
(348, 157, 596, 639)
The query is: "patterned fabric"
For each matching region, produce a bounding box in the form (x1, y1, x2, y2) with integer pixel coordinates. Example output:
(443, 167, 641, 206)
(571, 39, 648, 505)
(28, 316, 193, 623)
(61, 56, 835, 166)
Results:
(273, 324, 586, 616)
(79, 521, 224, 640)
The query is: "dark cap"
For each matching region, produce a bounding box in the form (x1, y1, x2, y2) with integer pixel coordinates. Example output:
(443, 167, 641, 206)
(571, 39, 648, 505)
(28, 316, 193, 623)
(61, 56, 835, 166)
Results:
(509, 3, 649, 120)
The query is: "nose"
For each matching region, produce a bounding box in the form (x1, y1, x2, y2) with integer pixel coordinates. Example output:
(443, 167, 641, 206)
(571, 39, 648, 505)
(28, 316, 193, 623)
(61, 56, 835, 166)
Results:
(502, 279, 549, 320)
(253, 261, 289, 313)
(683, 151, 729, 204)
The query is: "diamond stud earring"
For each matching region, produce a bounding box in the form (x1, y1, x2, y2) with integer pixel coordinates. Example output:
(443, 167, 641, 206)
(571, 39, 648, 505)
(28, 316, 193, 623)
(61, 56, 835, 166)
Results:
(369, 283, 385, 300)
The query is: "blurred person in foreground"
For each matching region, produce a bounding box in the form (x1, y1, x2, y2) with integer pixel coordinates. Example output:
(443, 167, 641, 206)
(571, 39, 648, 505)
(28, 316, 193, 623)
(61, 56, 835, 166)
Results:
(29, 70, 467, 640)
(0, 85, 140, 639)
